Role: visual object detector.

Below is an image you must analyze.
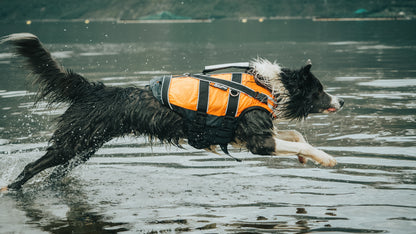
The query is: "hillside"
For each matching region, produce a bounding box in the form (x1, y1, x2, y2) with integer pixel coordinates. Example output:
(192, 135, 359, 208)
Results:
(0, 0, 415, 21)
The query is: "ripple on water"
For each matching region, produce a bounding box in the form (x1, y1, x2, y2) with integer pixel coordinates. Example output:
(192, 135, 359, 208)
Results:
(358, 79, 416, 88)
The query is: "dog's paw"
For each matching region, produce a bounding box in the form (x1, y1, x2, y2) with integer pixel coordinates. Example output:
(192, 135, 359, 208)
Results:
(299, 147, 336, 167)
(321, 156, 337, 167)
(316, 151, 337, 167)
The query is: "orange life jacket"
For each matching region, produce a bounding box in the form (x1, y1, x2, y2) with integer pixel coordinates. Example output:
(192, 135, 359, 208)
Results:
(162, 73, 276, 117)
(149, 72, 277, 152)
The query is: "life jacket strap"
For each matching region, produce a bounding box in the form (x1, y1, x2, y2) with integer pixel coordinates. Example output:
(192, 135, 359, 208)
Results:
(197, 80, 209, 113)
(225, 73, 242, 117)
(190, 73, 274, 105)
(161, 75, 173, 109)
(196, 73, 242, 118)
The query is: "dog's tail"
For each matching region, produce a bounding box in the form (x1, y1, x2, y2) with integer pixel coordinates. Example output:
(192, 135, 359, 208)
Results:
(1, 33, 101, 104)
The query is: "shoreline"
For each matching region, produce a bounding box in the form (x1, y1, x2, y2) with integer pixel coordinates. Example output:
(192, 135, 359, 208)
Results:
(313, 17, 411, 21)
(0, 16, 413, 25)
(117, 19, 213, 24)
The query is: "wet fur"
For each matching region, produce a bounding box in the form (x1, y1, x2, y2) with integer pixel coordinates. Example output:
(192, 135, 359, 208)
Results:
(1, 33, 343, 190)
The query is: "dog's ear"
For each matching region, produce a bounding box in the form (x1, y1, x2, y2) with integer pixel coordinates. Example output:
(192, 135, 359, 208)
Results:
(303, 59, 312, 73)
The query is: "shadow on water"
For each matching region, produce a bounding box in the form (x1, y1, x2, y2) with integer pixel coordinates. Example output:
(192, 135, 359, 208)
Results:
(3, 178, 129, 233)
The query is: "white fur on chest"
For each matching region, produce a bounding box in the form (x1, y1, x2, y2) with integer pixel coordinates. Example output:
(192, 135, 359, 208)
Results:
(250, 58, 290, 117)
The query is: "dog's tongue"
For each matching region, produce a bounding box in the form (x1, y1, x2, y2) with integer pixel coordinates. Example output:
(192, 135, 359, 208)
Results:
(327, 107, 337, 112)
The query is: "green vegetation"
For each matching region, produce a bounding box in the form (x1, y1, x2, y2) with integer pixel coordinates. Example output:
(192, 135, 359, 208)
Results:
(0, 0, 415, 21)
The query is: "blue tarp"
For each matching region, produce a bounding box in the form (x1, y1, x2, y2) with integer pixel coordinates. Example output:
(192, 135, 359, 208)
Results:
(354, 9, 368, 14)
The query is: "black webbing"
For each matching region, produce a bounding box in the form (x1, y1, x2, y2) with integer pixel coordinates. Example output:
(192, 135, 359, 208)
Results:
(225, 73, 242, 117)
(191, 73, 269, 104)
(161, 75, 171, 107)
(197, 80, 209, 112)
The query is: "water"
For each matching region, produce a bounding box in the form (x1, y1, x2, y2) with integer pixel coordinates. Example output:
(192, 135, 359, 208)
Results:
(0, 20, 415, 233)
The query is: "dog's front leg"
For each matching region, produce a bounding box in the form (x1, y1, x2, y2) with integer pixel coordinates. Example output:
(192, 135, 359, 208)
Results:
(274, 138, 336, 167)
(276, 130, 308, 164)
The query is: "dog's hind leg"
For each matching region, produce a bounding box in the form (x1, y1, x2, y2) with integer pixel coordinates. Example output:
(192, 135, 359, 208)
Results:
(276, 130, 308, 164)
(46, 149, 97, 183)
(5, 136, 109, 190)
(5, 118, 113, 190)
(44, 128, 114, 184)
(6, 145, 73, 190)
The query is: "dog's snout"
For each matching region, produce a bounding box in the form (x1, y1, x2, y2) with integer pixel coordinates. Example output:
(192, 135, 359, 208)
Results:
(339, 98, 344, 108)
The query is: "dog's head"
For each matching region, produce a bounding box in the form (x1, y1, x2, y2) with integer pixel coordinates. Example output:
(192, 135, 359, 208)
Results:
(279, 60, 344, 119)
(250, 58, 344, 120)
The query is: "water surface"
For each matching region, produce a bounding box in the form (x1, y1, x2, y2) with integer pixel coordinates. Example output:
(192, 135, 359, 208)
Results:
(0, 20, 415, 233)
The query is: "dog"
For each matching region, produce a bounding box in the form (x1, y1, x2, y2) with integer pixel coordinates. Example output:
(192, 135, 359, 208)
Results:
(0, 33, 343, 191)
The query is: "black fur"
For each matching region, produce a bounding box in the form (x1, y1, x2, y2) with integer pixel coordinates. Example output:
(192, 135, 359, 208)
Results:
(3, 34, 188, 189)
(280, 65, 330, 119)
(1, 34, 342, 190)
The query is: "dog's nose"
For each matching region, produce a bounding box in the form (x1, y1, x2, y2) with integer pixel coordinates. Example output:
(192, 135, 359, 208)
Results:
(339, 98, 344, 108)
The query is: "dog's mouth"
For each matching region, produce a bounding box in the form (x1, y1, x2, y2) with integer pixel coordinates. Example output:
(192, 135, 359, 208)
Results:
(325, 107, 338, 113)
(311, 106, 341, 114)
(322, 96, 344, 114)
(322, 103, 344, 114)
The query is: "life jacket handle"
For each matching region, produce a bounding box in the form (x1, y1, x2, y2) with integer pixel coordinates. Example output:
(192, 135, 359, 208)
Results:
(203, 62, 251, 74)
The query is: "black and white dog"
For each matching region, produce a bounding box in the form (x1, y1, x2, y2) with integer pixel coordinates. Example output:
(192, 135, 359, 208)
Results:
(1, 33, 343, 191)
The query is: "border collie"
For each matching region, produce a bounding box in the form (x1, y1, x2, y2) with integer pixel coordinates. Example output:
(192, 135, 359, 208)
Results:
(0, 33, 343, 191)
